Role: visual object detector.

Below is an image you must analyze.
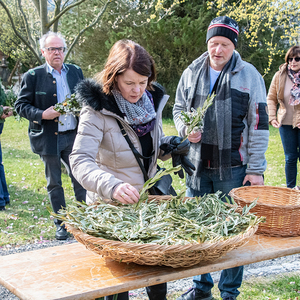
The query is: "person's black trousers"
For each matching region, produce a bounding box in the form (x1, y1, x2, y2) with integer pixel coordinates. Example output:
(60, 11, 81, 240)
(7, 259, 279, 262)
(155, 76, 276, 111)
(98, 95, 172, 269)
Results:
(105, 283, 167, 300)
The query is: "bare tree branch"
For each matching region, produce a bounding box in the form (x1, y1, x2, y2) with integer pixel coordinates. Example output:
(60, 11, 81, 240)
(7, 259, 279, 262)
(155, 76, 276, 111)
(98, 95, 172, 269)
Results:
(61, 0, 72, 10)
(7, 59, 20, 85)
(46, 0, 87, 28)
(0, 0, 42, 63)
(32, 0, 40, 16)
(65, 0, 111, 61)
(18, 0, 36, 50)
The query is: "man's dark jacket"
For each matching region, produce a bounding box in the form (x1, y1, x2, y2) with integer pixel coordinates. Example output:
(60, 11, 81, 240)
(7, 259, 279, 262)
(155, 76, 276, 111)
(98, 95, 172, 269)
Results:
(15, 63, 84, 155)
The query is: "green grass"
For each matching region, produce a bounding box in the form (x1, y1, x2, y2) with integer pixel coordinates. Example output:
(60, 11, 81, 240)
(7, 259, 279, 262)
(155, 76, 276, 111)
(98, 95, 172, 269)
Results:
(0, 117, 77, 245)
(1, 117, 299, 299)
(166, 273, 300, 300)
(236, 273, 300, 299)
(265, 126, 286, 187)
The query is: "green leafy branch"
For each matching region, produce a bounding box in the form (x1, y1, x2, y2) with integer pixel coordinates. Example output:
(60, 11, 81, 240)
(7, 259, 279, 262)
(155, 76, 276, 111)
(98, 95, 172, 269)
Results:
(181, 92, 215, 140)
(136, 165, 182, 209)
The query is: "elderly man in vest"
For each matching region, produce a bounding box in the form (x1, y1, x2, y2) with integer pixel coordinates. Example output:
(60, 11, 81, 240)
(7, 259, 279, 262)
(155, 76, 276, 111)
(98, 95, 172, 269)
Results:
(15, 31, 86, 240)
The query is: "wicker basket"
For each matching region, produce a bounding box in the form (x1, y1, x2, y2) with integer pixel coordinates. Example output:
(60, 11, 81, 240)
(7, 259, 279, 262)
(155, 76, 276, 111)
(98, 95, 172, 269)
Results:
(65, 195, 258, 268)
(229, 186, 300, 237)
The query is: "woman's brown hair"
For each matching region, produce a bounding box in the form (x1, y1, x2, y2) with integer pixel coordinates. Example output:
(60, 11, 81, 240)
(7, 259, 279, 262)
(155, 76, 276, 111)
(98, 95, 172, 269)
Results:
(285, 45, 300, 64)
(95, 40, 156, 94)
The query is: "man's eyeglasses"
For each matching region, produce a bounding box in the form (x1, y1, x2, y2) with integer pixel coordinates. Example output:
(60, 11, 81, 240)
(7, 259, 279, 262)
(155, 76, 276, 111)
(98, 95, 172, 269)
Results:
(288, 57, 300, 63)
(44, 47, 66, 53)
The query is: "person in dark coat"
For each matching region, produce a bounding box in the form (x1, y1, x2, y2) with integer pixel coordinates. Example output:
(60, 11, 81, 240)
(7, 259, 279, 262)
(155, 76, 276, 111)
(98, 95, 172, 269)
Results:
(15, 31, 86, 240)
(0, 82, 13, 211)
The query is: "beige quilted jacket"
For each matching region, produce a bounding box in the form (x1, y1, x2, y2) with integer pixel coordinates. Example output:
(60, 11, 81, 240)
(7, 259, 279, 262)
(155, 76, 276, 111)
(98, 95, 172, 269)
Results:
(267, 63, 300, 128)
(70, 79, 171, 203)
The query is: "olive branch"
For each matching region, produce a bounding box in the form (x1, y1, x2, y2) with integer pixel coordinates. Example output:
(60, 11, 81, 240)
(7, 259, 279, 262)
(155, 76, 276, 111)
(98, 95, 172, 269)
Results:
(180, 92, 215, 140)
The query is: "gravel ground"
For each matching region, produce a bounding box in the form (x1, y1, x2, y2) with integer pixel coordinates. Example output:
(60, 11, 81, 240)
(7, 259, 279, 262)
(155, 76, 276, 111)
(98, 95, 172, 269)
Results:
(1, 238, 300, 300)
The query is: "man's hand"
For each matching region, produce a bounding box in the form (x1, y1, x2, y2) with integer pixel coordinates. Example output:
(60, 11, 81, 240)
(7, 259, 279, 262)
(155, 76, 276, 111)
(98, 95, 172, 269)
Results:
(187, 130, 202, 143)
(243, 174, 264, 186)
(42, 106, 61, 120)
(185, 127, 202, 143)
(1, 106, 13, 118)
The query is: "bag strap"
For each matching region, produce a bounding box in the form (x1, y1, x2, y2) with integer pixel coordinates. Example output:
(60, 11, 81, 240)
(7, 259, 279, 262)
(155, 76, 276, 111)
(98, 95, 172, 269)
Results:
(116, 119, 151, 182)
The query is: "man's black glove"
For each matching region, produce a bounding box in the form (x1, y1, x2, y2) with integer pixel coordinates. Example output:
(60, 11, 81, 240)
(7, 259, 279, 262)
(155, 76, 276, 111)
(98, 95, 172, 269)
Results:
(160, 136, 189, 155)
(160, 136, 195, 179)
(171, 154, 196, 178)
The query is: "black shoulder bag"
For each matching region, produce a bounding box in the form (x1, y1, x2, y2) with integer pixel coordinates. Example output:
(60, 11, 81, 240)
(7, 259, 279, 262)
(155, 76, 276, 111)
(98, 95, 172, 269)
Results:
(117, 120, 176, 196)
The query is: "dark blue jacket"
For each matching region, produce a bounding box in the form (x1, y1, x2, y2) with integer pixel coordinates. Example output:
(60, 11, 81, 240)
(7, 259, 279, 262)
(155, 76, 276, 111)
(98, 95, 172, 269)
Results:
(15, 63, 83, 155)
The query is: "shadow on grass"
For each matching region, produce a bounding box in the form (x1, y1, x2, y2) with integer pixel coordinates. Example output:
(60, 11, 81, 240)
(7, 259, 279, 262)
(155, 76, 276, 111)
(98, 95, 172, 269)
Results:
(2, 146, 41, 161)
(0, 181, 58, 246)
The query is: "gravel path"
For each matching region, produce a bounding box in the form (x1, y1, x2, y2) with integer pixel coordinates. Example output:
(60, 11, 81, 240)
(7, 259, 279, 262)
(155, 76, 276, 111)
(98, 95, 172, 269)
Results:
(1, 238, 300, 300)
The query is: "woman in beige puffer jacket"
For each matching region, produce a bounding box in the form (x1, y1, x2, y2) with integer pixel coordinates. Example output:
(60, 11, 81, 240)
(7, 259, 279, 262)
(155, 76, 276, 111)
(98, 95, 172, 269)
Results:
(69, 38, 195, 300)
(267, 45, 300, 188)
(71, 78, 173, 204)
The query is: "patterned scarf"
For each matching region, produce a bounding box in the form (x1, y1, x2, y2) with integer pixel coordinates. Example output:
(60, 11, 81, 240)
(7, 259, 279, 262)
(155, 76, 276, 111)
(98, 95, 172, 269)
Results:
(287, 66, 300, 106)
(185, 52, 236, 190)
(200, 55, 235, 180)
(112, 89, 156, 137)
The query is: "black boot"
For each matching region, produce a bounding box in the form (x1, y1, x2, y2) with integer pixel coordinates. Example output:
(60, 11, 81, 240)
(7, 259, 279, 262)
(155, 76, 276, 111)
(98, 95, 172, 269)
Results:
(146, 283, 167, 300)
(176, 287, 213, 300)
(104, 291, 129, 300)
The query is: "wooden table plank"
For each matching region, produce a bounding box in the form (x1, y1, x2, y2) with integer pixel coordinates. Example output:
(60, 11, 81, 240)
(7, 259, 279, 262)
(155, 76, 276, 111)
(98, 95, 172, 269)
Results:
(1, 234, 300, 300)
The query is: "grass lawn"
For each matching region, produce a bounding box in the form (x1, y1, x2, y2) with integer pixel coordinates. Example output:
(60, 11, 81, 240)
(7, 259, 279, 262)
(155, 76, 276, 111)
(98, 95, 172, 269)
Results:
(0, 117, 77, 245)
(168, 272, 300, 300)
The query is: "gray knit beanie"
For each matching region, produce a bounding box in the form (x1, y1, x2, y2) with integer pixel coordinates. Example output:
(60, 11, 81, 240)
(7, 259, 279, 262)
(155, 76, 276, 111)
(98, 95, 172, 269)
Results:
(206, 16, 239, 47)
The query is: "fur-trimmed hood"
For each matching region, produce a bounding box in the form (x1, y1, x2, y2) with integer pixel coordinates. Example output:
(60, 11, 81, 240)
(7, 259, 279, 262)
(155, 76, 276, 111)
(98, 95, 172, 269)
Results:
(75, 78, 166, 117)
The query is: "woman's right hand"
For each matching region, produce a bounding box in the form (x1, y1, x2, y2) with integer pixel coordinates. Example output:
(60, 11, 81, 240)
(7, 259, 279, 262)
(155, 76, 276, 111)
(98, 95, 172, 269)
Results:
(113, 183, 140, 204)
(271, 119, 280, 128)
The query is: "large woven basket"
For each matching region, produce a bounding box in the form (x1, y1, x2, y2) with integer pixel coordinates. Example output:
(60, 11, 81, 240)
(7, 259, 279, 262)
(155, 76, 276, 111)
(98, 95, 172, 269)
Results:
(229, 186, 300, 237)
(65, 196, 258, 268)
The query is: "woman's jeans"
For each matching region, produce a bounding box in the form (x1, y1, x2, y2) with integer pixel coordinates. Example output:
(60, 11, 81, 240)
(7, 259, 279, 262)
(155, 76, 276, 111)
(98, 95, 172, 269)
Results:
(186, 165, 247, 299)
(279, 125, 300, 188)
(0, 123, 9, 207)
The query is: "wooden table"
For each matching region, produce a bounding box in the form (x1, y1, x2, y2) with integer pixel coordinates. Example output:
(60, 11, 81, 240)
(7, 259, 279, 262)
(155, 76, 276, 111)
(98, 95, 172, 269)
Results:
(1, 234, 300, 300)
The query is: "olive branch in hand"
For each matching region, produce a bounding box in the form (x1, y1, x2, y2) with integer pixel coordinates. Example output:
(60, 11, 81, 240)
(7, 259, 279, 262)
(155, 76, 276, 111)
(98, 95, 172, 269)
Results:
(180, 92, 215, 140)
(54, 93, 81, 115)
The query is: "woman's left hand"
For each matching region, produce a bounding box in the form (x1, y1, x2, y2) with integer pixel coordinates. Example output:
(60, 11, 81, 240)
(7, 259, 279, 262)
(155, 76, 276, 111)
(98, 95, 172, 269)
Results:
(270, 119, 280, 128)
(113, 183, 140, 204)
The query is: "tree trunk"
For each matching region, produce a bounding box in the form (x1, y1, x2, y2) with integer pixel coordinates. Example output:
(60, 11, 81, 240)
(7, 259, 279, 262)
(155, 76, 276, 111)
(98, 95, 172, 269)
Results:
(53, 0, 61, 32)
(7, 59, 20, 86)
(39, 0, 48, 34)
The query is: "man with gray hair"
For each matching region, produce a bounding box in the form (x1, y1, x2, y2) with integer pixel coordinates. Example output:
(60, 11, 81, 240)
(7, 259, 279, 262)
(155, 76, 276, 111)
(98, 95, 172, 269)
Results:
(15, 31, 86, 240)
(173, 16, 269, 300)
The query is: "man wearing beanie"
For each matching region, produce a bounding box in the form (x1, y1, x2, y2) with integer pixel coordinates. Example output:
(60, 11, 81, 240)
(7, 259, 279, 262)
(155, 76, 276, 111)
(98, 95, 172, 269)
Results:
(173, 16, 269, 300)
